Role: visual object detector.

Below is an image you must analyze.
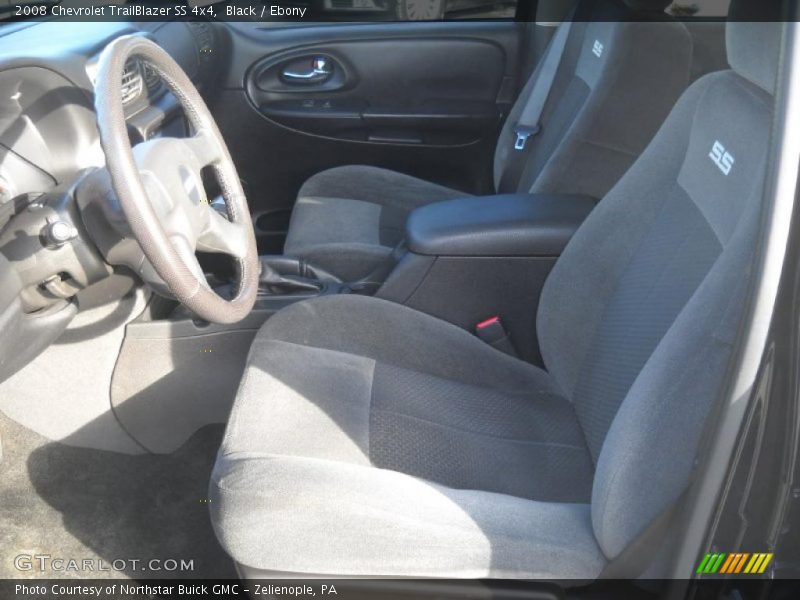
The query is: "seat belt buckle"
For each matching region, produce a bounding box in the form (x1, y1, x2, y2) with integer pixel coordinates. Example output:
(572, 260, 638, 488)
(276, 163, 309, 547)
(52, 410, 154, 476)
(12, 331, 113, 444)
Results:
(476, 316, 518, 358)
(513, 124, 541, 151)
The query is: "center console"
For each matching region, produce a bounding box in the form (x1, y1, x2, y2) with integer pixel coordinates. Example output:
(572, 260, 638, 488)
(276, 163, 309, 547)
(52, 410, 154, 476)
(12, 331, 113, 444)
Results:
(375, 193, 597, 364)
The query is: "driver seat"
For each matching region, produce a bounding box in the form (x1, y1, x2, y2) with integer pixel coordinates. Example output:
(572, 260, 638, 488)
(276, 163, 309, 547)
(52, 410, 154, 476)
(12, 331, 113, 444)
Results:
(210, 14, 780, 578)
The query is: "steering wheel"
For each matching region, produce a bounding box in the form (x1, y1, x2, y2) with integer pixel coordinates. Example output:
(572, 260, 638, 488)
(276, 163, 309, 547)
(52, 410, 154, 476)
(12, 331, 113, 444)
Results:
(94, 35, 259, 324)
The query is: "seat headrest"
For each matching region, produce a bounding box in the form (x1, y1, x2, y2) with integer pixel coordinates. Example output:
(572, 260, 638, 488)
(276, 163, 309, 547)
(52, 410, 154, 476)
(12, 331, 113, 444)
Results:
(726, 0, 783, 94)
(620, 0, 672, 11)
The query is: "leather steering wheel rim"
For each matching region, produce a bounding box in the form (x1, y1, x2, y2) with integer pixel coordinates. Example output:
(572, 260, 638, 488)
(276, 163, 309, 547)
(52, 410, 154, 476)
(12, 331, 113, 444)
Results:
(94, 35, 259, 324)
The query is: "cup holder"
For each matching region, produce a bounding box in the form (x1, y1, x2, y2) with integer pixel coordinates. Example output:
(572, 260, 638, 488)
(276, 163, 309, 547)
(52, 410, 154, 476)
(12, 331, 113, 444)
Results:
(254, 210, 291, 235)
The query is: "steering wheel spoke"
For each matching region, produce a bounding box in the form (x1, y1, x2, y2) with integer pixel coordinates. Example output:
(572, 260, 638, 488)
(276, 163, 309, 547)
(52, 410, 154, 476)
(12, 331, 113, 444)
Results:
(184, 128, 223, 168)
(197, 207, 249, 260)
(169, 233, 209, 286)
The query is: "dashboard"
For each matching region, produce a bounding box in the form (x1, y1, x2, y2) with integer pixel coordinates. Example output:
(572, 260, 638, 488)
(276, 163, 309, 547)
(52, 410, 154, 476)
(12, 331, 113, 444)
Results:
(0, 19, 219, 205)
(0, 18, 223, 383)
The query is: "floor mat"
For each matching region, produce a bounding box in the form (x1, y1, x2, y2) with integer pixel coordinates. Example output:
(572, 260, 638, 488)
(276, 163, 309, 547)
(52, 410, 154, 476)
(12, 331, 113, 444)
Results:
(0, 285, 150, 455)
(0, 412, 236, 579)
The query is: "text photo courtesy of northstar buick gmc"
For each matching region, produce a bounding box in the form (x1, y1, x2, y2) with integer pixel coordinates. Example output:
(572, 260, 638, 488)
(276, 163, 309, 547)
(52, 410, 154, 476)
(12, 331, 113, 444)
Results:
(0, 0, 800, 597)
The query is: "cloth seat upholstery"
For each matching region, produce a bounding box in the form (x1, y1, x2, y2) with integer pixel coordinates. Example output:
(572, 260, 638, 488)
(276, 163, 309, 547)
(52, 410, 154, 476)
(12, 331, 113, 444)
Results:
(211, 8, 781, 579)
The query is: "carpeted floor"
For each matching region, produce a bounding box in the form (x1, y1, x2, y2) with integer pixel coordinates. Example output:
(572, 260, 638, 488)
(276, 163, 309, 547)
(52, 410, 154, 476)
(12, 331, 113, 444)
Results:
(0, 411, 236, 579)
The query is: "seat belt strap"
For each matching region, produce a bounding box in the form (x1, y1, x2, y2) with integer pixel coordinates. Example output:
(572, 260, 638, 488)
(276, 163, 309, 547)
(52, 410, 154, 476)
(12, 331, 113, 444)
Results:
(514, 18, 573, 150)
(498, 9, 574, 193)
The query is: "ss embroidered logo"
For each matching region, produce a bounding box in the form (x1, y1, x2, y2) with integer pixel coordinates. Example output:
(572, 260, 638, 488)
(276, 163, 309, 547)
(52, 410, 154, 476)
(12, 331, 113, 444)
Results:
(709, 141, 735, 175)
(592, 40, 604, 57)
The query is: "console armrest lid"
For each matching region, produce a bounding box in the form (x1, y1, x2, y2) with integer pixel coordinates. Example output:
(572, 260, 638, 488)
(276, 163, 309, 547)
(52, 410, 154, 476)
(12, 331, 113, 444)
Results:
(407, 193, 597, 257)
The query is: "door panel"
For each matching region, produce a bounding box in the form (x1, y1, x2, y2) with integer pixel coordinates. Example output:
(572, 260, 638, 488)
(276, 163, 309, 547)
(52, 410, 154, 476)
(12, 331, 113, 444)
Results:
(249, 38, 505, 145)
(210, 21, 523, 252)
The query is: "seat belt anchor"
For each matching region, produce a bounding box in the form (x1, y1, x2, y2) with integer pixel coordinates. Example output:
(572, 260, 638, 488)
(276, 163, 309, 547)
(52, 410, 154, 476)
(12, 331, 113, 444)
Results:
(476, 316, 518, 358)
(513, 124, 541, 151)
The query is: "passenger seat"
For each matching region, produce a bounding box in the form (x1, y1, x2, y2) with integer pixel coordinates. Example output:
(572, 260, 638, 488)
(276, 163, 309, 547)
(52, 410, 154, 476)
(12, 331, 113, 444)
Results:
(283, 0, 693, 282)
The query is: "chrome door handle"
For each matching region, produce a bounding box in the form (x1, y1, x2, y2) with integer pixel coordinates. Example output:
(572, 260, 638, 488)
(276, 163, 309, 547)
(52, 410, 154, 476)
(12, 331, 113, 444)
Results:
(281, 57, 333, 84)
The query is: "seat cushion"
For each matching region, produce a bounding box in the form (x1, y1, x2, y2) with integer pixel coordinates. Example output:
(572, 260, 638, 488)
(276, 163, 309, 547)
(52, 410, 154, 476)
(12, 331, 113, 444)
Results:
(284, 165, 468, 281)
(210, 295, 602, 577)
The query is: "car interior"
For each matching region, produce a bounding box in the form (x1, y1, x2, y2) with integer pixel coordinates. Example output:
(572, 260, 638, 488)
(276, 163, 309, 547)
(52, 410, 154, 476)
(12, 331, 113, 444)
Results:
(0, 0, 794, 587)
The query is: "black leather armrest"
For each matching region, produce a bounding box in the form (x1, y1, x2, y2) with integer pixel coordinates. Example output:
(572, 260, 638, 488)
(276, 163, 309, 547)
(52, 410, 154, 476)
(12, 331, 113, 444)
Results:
(406, 193, 597, 257)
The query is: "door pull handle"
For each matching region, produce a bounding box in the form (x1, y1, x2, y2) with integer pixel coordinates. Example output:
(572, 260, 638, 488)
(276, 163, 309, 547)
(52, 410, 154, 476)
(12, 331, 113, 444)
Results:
(281, 57, 333, 84)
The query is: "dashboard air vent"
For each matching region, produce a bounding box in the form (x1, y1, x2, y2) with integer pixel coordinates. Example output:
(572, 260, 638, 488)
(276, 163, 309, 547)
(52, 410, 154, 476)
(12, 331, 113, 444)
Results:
(120, 59, 143, 105)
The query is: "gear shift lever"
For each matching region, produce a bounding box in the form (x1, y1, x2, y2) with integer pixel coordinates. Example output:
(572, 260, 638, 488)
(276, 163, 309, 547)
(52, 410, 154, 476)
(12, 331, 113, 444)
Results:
(259, 261, 323, 294)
